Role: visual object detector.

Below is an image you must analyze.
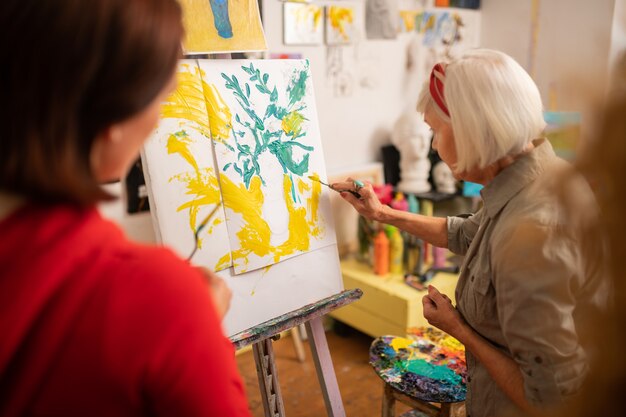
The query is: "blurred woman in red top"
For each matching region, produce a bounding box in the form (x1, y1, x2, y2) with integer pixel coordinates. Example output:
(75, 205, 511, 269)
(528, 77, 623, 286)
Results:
(0, 1, 251, 415)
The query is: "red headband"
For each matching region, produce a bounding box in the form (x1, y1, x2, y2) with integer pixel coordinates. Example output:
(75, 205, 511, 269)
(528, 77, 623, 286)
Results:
(429, 63, 450, 117)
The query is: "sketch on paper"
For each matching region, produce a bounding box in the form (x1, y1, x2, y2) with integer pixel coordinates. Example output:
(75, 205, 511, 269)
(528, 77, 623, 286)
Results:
(325, 5, 358, 45)
(283, 2, 324, 45)
(365, 0, 398, 40)
(326, 46, 356, 97)
(178, 0, 267, 53)
(142, 61, 233, 271)
(197, 59, 336, 274)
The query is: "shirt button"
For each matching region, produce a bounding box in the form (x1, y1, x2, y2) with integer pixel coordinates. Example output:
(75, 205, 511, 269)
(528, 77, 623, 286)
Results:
(470, 276, 475, 282)
(467, 375, 471, 382)
(534, 356, 543, 364)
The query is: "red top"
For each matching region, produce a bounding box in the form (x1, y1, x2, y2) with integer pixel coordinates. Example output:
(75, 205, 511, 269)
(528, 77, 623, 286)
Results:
(0, 204, 251, 417)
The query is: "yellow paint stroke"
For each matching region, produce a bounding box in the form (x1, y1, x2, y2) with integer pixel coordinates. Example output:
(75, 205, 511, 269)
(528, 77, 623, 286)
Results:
(161, 64, 212, 139)
(306, 176, 321, 225)
(298, 176, 321, 235)
(281, 111, 306, 137)
(439, 335, 465, 351)
(217, 175, 271, 271)
(295, 5, 323, 29)
(216, 173, 325, 270)
(399, 10, 421, 32)
(201, 80, 233, 143)
(390, 337, 413, 351)
(167, 131, 199, 174)
(328, 6, 354, 41)
(273, 175, 311, 260)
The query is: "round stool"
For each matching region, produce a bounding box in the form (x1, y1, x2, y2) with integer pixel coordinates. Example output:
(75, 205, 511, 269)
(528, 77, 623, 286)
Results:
(369, 327, 467, 417)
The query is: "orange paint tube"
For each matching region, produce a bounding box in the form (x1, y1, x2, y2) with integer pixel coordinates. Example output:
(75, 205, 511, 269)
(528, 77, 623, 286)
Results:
(374, 230, 390, 276)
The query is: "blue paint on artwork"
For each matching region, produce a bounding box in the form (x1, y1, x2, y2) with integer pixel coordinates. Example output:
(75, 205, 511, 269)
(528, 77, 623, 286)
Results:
(210, 0, 233, 39)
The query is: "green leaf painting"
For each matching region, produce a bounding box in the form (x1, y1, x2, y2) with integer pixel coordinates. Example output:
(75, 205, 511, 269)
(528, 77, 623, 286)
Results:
(218, 61, 315, 199)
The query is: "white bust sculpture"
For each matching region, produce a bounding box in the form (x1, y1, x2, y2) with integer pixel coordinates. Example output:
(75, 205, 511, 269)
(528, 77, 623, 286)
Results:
(391, 110, 432, 194)
(433, 161, 457, 194)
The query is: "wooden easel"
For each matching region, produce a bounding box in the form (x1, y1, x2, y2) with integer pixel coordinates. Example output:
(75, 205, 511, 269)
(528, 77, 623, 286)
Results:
(188, 51, 360, 416)
(230, 288, 363, 417)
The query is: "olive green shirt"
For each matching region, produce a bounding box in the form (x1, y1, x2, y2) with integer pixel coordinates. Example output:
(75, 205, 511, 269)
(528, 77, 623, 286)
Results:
(447, 139, 607, 417)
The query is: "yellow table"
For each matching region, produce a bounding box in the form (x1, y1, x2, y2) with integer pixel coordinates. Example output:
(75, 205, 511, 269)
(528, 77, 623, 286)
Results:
(330, 258, 459, 338)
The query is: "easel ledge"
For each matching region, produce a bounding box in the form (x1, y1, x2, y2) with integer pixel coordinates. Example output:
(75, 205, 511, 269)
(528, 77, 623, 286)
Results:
(229, 288, 363, 417)
(230, 288, 363, 349)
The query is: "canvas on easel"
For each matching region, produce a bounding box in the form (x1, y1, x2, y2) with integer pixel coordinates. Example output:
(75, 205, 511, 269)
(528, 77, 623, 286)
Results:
(142, 59, 343, 336)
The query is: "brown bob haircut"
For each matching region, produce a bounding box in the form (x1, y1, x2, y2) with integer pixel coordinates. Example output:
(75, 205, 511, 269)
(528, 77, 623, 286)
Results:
(0, 0, 183, 206)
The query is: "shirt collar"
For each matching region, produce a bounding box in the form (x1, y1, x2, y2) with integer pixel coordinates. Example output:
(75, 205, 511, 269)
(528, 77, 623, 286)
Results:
(480, 139, 557, 219)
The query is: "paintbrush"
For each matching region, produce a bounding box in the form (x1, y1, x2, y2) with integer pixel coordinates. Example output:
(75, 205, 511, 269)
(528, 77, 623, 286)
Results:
(187, 202, 222, 262)
(308, 176, 362, 199)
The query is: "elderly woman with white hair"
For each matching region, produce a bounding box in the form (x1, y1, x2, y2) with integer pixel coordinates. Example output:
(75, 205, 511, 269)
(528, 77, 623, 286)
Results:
(335, 49, 606, 417)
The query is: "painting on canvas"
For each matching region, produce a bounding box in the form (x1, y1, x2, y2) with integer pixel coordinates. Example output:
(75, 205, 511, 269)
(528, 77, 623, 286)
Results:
(325, 5, 358, 45)
(283, 2, 324, 45)
(141, 60, 233, 271)
(197, 59, 337, 274)
(179, 0, 267, 53)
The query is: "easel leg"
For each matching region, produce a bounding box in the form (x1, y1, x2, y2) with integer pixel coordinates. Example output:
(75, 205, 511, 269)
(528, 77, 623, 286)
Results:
(305, 317, 346, 417)
(291, 327, 306, 363)
(253, 339, 286, 417)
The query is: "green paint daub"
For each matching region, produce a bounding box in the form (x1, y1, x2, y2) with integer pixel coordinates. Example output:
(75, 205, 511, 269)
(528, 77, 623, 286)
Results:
(399, 359, 461, 385)
(288, 67, 309, 107)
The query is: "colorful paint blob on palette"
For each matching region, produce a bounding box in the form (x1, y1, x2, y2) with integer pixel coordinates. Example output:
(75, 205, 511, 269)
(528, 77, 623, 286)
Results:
(369, 327, 467, 403)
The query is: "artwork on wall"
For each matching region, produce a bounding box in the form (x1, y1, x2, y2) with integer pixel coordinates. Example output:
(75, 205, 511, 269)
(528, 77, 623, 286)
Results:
(325, 4, 358, 45)
(365, 0, 398, 40)
(283, 2, 324, 46)
(412, 8, 480, 87)
(178, 0, 267, 54)
(398, 10, 422, 32)
(142, 60, 233, 271)
(197, 59, 336, 274)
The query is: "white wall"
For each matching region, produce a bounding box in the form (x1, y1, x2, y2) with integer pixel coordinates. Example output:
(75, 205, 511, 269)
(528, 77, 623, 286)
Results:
(480, 0, 616, 133)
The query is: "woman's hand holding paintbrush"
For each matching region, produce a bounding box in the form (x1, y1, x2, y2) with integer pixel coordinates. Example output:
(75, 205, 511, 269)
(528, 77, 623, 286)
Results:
(308, 176, 362, 199)
(330, 177, 389, 222)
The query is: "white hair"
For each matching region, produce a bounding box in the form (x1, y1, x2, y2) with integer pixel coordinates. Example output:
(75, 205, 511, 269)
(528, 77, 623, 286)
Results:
(417, 49, 546, 173)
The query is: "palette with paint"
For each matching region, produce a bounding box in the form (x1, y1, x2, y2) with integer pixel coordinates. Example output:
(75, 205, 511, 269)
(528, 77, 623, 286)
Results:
(369, 327, 467, 403)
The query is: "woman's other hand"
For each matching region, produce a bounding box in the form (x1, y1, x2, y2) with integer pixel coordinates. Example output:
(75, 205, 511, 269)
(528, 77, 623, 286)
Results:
(422, 285, 465, 337)
(332, 177, 387, 222)
(195, 267, 232, 319)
